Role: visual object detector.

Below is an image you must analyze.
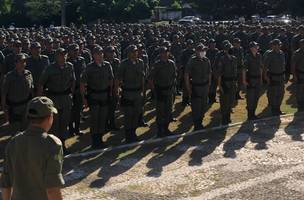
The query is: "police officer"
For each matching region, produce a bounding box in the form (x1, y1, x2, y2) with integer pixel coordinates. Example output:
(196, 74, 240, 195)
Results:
(1, 53, 34, 134)
(38, 48, 76, 153)
(80, 45, 114, 149)
(68, 44, 86, 136)
(104, 45, 120, 131)
(243, 42, 263, 120)
(291, 39, 304, 112)
(185, 44, 211, 130)
(149, 46, 177, 137)
(264, 39, 286, 116)
(216, 41, 238, 125)
(206, 39, 219, 104)
(116, 45, 145, 143)
(26, 42, 50, 95)
(3, 40, 23, 75)
(0, 96, 64, 200)
(42, 38, 55, 64)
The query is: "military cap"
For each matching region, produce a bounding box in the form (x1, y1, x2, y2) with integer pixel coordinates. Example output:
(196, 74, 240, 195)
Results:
(249, 41, 259, 48)
(233, 38, 241, 43)
(92, 45, 103, 54)
(223, 42, 233, 50)
(31, 42, 41, 49)
(159, 46, 169, 53)
(55, 48, 67, 56)
(45, 38, 53, 44)
(208, 38, 216, 44)
(14, 40, 22, 47)
(127, 45, 138, 53)
(186, 39, 194, 44)
(196, 43, 208, 51)
(15, 53, 27, 63)
(298, 25, 304, 31)
(299, 39, 304, 45)
(68, 43, 79, 51)
(105, 46, 115, 53)
(26, 96, 58, 118)
(271, 39, 282, 45)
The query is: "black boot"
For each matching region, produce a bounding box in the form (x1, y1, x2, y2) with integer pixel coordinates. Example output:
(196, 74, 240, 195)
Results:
(157, 125, 165, 138)
(194, 121, 204, 131)
(248, 110, 259, 120)
(271, 107, 279, 116)
(109, 117, 119, 131)
(138, 114, 148, 127)
(125, 129, 139, 143)
(221, 114, 229, 125)
(91, 134, 105, 149)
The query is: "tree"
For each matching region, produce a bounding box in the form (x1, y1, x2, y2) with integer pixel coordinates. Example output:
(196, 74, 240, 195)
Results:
(25, 0, 61, 22)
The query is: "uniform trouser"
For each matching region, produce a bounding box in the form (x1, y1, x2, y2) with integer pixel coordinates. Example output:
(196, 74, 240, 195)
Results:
(236, 72, 243, 94)
(246, 84, 261, 113)
(8, 104, 28, 135)
(191, 87, 209, 127)
(89, 102, 108, 145)
(267, 82, 285, 114)
(69, 92, 82, 132)
(296, 83, 304, 111)
(50, 95, 72, 143)
(122, 96, 142, 138)
(108, 96, 118, 125)
(209, 74, 217, 101)
(220, 83, 236, 121)
(156, 93, 173, 130)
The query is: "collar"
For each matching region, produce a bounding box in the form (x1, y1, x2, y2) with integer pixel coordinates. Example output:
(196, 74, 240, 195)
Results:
(24, 126, 46, 136)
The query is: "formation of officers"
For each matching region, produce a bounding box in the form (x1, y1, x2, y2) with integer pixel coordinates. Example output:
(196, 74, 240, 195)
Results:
(1, 22, 304, 153)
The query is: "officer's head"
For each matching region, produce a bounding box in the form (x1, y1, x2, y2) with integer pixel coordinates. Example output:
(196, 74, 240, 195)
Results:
(92, 45, 104, 64)
(26, 96, 58, 131)
(13, 40, 22, 54)
(30, 42, 42, 57)
(127, 45, 138, 61)
(15, 53, 27, 70)
(45, 38, 53, 50)
(223, 41, 233, 54)
(159, 46, 169, 61)
(271, 39, 281, 51)
(68, 43, 80, 59)
(208, 39, 216, 49)
(249, 41, 259, 54)
(22, 38, 30, 51)
(195, 43, 207, 58)
(55, 48, 67, 65)
(233, 38, 241, 48)
(104, 45, 115, 59)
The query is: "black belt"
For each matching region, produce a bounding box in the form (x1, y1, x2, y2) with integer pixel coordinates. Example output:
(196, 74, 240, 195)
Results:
(7, 95, 32, 107)
(155, 85, 173, 91)
(268, 71, 285, 76)
(247, 74, 260, 79)
(222, 76, 236, 82)
(123, 87, 141, 92)
(47, 89, 71, 96)
(192, 80, 209, 87)
(87, 87, 109, 94)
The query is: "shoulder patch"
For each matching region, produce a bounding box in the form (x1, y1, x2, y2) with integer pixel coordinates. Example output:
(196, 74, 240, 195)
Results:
(47, 134, 62, 146)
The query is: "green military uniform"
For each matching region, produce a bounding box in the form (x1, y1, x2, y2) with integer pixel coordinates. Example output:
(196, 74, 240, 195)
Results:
(244, 49, 263, 119)
(206, 44, 219, 103)
(231, 44, 245, 99)
(291, 46, 304, 111)
(39, 55, 75, 144)
(150, 58, 176, 137)
(81, 61, 113, 148)
(264, 46, 286, 116)
(216, 43, 238, 125)
(2, 68, 33, 133)
(68, 56, 86, 135)
(117, 57, 145, 142)
(185, 55, 211, 130)
(0, 96, 64, 200)
(26, 55, 50, 92)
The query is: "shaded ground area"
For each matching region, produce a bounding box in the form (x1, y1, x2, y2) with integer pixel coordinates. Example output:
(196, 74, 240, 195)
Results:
(61, 113, 304, 200)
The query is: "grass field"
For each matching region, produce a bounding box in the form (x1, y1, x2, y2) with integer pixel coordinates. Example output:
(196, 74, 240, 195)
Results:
(0, 81, 299, 165)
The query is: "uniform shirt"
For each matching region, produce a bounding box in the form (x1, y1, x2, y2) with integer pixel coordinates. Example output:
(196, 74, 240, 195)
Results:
(206, 48, 219, 67)
(263, 50, 286, 82)
(150, 59, 177, 95)
(80, 61, 114, 100)
(0, 126, 64, 200)
(80, 49, 92, 65)
(105, 57, 120, 78)
(2, 69, 33, 104)
(67, 56, 86, 89)
(244, 52, 263, 85)
(26, 55, 50, 88)
(231, 47, 244, 72)
(117, 58, 145, 99)
(216, 54, 238, 87)
(39, 62, 76, 93)
(42, 50, 55, 64)
(185, 56, 211, 85)
(292, 48, 304, 80)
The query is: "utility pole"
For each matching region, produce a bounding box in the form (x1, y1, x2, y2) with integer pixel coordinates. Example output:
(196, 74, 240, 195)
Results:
(61, 0, 66, 26)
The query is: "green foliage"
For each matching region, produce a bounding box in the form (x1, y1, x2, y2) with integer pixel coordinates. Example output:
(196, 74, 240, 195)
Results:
(25, 0, 61, 21)
(171, 0, 182, 10)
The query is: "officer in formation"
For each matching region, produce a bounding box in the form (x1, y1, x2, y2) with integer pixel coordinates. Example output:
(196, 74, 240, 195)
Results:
(80, 45, 114, 149)
(185, 44, 211, 130)
(1, 96, 64, 200)
(116, 45, 145, 143)
(38, 48, 76, 153)
(149, 46, 176, 137)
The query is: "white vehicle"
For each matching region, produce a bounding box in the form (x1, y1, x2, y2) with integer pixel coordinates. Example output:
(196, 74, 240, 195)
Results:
(179, 16, 201, 24)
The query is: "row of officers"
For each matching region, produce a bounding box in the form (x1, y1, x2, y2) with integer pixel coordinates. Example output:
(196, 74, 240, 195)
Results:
(2, 38, 304, 154)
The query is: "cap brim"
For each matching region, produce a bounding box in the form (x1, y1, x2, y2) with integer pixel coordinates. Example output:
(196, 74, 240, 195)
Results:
(51, 107, 58, 114)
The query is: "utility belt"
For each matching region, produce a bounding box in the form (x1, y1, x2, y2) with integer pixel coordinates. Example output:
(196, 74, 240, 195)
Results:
(267, 71, 285, 85)
(7, 95, 32, 107)
(122, 86, 141, 92)
(87, 87, 109, 94)
(46, 88, 71, 96)
(192, 80, 209, 87)
(155, 84, 173, 91)
(222, 76, 237, 82)
(247, 73, 260, 79)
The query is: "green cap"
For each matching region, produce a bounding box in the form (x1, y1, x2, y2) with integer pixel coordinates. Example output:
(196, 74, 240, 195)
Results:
(27, 96, 58, 118)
